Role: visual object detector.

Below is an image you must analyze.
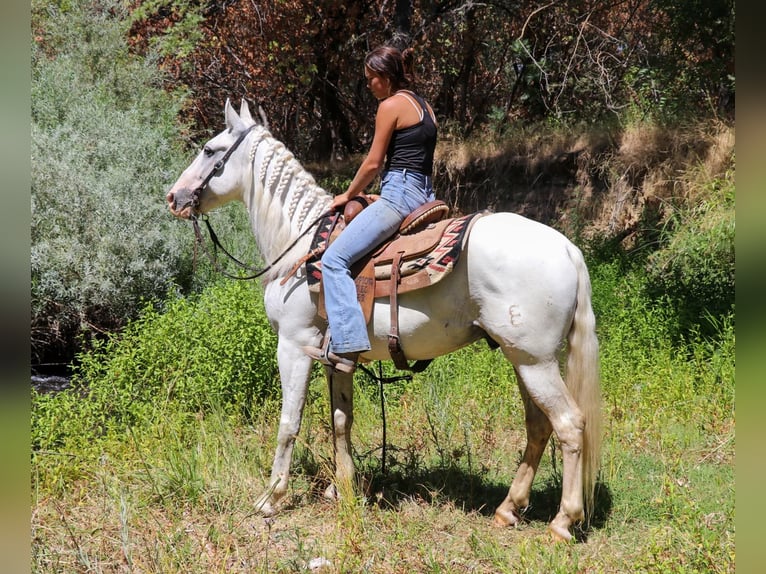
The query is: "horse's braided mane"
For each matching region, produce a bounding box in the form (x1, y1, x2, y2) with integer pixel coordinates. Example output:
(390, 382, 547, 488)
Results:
(246, 125, 333, 282)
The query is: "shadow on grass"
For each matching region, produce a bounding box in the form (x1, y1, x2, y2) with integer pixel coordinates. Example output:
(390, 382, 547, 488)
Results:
(295, 450, 614, 540)
(377, 466, 609, 525)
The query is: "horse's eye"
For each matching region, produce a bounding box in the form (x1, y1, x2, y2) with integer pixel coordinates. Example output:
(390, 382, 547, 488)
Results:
(203, 146, 214, 157)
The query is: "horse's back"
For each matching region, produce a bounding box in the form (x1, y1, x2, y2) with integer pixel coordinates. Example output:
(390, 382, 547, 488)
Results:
(467, 212, 578, 275)
(471, 211, 571, 247)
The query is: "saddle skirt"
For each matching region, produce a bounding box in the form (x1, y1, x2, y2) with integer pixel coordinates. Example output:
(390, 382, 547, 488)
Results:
(303, 201, 486, 321)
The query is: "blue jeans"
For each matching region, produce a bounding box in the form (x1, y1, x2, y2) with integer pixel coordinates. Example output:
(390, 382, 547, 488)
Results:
(321, 169, 434, 354)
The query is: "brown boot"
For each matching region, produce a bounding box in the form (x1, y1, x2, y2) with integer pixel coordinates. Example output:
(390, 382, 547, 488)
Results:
(303, 346, 358, 374)
(302, 331, 359, 374)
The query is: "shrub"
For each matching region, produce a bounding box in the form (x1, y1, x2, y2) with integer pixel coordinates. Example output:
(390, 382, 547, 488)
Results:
(31, 0, 196, 363)
(644, 173, 735, 336)
(589, 258, 734, 428)
(31, 280, 280, 459)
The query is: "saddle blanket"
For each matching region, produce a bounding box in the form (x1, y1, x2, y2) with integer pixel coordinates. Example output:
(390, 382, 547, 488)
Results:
(305, 211, 484, 294)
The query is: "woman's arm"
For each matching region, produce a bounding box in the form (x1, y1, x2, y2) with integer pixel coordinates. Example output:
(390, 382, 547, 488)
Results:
(331, 99, 399, 211)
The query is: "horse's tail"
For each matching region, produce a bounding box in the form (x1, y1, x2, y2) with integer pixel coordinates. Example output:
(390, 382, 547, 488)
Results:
(564, 242, 602, 523)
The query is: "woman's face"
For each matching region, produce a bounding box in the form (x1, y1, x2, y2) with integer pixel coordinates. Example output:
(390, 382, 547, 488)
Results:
(365, 67, 390, 100)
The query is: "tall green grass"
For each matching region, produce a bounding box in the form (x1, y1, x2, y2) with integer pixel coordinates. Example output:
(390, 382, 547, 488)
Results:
(31, 252, 734, 572)
(32, 280, 279, 492)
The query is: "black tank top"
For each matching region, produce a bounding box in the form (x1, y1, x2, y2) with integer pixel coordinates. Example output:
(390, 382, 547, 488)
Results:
(384, 92, 437, 175)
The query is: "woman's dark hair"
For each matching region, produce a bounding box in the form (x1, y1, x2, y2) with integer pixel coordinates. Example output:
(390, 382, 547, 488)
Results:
(364, 45, 415, 91)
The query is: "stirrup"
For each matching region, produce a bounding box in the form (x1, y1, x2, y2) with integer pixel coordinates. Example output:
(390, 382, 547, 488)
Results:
(302, 331, 357, 374)
(303, 346, 357, 374)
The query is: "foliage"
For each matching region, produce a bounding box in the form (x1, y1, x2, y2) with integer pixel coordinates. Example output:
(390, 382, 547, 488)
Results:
(30, 0, 196, 363)
(31, 280, 280, 483)
(645, 170, 735, 336)
(591, 260, 734, 418)
(126, 0, 735, 159)
(30, 0, 735, 371)
(127, 0, 205, 62)
(31, 254, 734, 572)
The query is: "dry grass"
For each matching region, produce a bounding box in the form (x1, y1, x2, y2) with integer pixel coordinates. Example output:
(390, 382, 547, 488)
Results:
(32, 349, 734, 573)
(433, 120, 734, 243)
(31, 432, 734, 573)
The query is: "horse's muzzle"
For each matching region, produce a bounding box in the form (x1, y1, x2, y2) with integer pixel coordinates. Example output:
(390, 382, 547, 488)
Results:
(166, 188, 197, 219)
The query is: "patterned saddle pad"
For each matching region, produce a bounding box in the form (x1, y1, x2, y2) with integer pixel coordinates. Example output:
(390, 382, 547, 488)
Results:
(305, 210, 486, 298)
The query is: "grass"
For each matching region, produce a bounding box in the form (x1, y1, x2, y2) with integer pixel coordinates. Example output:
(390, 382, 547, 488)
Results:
(31, 205, 734, 572)
(31, 319, 734, 572)
(31, 393, 734, 572)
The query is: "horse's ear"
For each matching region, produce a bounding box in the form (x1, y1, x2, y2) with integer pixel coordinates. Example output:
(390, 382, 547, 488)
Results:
(239, 98, 255, 126)
(224, 98, 246, 132)
(256, 104, 270, 130)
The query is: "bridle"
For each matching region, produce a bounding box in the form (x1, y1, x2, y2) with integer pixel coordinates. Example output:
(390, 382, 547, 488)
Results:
(189, 124, 257, 212)
(185, 124, 330, 280)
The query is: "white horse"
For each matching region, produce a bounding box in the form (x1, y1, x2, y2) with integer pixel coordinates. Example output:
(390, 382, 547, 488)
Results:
(166, 99, 602, 541)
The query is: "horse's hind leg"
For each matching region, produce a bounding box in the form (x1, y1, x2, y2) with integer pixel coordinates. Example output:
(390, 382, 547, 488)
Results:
(499, 361, 586, 541)
(494, 368, 553, 528)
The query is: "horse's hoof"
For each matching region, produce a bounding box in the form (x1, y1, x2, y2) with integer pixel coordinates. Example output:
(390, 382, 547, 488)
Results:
(548, 522, 573, 542)
(493, 507, 521, 528)
(254, 496, 277, 517)
(323, 483, 339, 501)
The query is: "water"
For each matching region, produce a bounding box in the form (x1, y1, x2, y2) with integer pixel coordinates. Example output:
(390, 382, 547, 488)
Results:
(31, 374, 71, 393)
(31, 363, 72, 393)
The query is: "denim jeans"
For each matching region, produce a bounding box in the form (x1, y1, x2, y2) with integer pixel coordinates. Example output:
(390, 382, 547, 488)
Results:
(321, 169, 434, 354)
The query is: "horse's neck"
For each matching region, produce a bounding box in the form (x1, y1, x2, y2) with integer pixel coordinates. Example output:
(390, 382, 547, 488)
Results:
(244, 129, 332, 280)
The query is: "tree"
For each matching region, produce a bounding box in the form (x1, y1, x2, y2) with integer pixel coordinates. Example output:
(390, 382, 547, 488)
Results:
(128, 0, 733, 159)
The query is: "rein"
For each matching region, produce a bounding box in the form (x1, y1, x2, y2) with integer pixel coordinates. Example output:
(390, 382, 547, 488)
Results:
(357, 363, 414, 475)
(191, 211, 330, 281)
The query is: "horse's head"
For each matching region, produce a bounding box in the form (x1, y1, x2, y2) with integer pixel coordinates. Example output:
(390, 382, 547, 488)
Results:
(166, 98, 258, 219)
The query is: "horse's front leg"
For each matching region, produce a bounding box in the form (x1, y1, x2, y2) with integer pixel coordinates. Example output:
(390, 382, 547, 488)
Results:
(255, 338, 313, 516)
(323, 369, 356, 501)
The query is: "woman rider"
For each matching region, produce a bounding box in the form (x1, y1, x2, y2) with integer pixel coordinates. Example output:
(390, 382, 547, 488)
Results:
(304, 45, 438, 373)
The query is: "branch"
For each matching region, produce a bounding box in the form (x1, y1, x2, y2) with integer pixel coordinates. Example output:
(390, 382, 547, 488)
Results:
(552, 10, 593, 111)
(516, 1, 557, 41)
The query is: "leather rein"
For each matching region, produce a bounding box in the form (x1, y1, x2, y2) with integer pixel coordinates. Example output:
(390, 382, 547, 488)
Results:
(188, 124, 329, 281)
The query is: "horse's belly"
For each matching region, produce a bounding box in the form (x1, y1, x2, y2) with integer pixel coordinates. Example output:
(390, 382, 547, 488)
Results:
(364, 275, 484, 361)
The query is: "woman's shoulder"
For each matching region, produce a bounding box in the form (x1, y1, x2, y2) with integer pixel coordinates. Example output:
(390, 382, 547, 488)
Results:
(378, 90, 434, 127)
(395, 89, 423, 101)
(378, 93, 410, 114)
(395, 90, 436, 124)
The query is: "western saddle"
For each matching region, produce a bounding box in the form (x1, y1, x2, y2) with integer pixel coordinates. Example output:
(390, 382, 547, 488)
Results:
(283, 195, 484, 371)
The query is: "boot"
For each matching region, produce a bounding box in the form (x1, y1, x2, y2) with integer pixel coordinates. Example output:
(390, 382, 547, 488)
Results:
(302, 330, 358, 374)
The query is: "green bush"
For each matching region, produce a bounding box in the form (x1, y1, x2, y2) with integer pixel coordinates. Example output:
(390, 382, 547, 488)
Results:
(644, 176, 735, 336)
(31, 0, 196, 361)
(31, 280, 280, 459)
(589, 258, 734, 428)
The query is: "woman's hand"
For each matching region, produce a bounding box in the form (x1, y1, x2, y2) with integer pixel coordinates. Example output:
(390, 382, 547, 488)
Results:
(330, 191, 352, 212)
